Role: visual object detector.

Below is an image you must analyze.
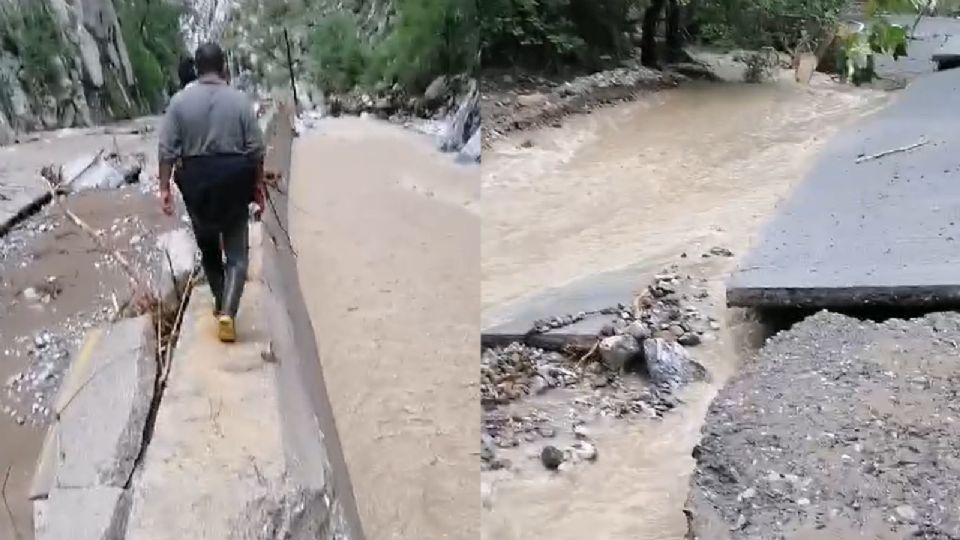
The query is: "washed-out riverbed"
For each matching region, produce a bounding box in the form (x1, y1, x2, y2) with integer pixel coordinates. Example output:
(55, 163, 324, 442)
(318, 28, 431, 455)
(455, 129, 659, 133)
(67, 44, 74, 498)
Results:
(480, 68, 892, 539)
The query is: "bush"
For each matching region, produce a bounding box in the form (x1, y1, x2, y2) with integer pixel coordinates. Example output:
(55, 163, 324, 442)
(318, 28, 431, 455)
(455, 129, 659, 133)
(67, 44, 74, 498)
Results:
(308, 12, 369, 93)
(480, 0, 635, 70)
(369, 0, 479, 91)
(0, 2, 65, 93)
(693, 0, 848, 51)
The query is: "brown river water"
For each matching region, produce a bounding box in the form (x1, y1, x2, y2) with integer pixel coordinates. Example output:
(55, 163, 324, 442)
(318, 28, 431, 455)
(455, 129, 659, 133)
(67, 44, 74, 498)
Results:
(481, 73, 890, 540)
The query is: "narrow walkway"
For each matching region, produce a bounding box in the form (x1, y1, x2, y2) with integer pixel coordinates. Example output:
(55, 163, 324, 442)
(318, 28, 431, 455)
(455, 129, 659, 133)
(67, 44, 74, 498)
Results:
(289, 118, 479, 539)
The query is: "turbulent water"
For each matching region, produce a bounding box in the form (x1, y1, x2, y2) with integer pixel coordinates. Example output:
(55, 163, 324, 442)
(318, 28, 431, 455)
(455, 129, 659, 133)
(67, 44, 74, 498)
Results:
(480, 73, 890, 540)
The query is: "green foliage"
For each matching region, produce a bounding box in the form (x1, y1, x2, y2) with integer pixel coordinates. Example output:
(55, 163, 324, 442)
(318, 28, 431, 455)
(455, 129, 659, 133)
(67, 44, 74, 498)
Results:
(304, 0, 478, 93)
(114, 0, 186, 111)
(694, 0, 848, 51)
(840, 0, 916, 85)
(480, 0, 635, 69)
(0, 1, 65, 93)
(308, 12, 369, 93)
(370, 0, 479, 91)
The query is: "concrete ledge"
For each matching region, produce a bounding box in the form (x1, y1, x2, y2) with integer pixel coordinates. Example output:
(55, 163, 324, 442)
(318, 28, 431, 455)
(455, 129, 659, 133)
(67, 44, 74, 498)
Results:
(126, 222, 346, 539)
(36, 486, 130, 540)
(56, 316, 156, 489)
(30, 316, 155, 538)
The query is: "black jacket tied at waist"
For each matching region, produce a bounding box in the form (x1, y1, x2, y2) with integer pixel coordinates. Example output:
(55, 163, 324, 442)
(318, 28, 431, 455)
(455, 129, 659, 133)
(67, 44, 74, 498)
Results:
(175, 154, 256, 233)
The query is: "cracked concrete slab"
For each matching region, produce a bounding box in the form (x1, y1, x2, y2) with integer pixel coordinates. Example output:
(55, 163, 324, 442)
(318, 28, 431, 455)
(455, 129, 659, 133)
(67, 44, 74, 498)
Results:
(36, 486, 131, 540)
(728, 68, 960, 308)
(55, 316, 156, 489)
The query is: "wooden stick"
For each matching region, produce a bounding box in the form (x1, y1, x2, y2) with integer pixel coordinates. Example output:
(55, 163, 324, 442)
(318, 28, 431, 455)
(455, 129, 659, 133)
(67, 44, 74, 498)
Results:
(576, 339, 600, 370)
(855, 138, 928, 164)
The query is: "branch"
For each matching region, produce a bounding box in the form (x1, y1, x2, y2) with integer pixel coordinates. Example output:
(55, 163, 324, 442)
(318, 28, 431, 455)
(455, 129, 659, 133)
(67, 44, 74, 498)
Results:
(855, 137, 928, 164)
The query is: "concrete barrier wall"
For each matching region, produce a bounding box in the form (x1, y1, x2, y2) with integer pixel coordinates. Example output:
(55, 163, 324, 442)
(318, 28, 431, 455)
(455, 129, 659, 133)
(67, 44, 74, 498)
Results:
(258, 102, 367, 540)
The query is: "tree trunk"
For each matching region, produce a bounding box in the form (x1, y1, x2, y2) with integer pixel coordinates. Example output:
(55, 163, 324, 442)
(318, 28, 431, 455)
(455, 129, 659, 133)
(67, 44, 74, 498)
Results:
(665, 0, 682, 62)
(641, 0, 667, 68)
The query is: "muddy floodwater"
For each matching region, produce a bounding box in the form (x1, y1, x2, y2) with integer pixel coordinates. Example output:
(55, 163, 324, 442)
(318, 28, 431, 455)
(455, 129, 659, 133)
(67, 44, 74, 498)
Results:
(481, 74, 890, 539)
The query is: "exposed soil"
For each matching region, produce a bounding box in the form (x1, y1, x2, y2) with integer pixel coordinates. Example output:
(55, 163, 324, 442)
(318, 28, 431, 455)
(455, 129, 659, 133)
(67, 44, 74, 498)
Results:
(481, 62, 682, 144)
(687, 311, 960, 539)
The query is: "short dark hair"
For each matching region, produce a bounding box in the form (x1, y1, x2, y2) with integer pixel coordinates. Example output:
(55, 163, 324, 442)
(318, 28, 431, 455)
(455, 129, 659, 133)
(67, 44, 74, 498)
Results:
(177, 57, 196, 88)
(194, 42, 225, 76)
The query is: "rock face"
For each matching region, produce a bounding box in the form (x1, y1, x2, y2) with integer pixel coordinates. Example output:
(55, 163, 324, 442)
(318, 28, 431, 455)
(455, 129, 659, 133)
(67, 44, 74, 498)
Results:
(0, 0, 148, 141)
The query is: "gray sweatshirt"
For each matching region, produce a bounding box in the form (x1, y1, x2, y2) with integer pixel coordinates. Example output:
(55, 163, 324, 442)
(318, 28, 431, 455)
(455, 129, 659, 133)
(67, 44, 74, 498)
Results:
(158, 77, 264, 163)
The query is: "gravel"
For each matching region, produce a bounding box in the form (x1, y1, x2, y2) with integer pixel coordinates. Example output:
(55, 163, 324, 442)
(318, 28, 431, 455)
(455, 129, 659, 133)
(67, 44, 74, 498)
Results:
(687, 311, 960, 539)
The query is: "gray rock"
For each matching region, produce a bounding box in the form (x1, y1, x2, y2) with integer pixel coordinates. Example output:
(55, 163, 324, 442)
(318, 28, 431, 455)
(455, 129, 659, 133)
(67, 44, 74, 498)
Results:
(569, 441, 598, 462)
(541, 445, 564, 470)
(643, 338, 705, 388)
(626, 321, 652, 342)
(598, 334, 641, 371)
(678, 333, 702, 347)
(423, 75, 449, 106)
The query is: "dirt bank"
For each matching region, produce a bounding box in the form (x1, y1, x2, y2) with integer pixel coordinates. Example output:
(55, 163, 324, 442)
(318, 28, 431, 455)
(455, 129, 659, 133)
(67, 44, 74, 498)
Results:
(687, 311, 960, 539)
(481, 73, 890, 539)
(288, 117, 478, 539)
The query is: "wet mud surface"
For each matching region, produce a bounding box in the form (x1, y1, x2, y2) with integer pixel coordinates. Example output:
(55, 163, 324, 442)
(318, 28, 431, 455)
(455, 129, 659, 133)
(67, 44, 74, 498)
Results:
(689, 311, 960, 539)
(0, 118, 171, 539)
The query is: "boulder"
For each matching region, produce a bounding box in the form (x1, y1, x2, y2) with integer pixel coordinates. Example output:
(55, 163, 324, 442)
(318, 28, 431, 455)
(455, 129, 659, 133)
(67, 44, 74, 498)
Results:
(598, 335, 641, 371)
(643, 338, 706, 388)
(423, 75, 450, 107)
(439, 79, 479, 153)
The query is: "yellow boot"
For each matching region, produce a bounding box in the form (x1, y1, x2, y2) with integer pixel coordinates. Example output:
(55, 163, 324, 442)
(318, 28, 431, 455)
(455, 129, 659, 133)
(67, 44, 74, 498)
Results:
(217, 315, 236, 342)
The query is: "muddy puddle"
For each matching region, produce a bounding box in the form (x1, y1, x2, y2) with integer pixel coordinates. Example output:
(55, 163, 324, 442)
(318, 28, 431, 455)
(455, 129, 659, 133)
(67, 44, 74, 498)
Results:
(481, 74, 891, 539)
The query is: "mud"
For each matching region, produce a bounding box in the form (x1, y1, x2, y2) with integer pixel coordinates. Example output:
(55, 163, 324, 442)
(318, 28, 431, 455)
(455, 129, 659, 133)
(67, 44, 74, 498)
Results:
(688, 311, 960, 539)
(0, 119, 171, 540)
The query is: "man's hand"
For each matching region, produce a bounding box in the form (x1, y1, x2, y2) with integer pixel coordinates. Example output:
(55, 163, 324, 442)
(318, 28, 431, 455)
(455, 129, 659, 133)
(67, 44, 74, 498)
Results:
(160, 188, 174, 216)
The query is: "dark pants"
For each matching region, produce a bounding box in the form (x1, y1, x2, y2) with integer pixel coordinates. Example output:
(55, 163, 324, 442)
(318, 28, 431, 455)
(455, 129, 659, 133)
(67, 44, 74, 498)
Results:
(195, 216, 248, 317)
(175, 154, 256, 318)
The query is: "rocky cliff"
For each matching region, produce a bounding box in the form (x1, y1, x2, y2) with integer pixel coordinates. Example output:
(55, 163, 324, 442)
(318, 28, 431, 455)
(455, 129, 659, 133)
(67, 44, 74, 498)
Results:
(0, 0, 198, 146)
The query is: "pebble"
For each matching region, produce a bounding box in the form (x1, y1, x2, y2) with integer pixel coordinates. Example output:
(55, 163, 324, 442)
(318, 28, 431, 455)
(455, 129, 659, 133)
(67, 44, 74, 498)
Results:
(541, 445, 564, 470)
(895, 504, 917, 522)
(570, 441, 598, 462)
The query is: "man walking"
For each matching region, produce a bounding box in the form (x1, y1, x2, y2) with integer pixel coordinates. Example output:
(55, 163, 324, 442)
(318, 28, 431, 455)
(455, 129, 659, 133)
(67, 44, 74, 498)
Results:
(158, 42, 265, 342)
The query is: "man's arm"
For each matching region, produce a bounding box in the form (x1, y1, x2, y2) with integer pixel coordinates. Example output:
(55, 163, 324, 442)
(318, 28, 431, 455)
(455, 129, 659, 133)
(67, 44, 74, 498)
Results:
(157, 101, 182, 215)
(242, 100, 267, 214)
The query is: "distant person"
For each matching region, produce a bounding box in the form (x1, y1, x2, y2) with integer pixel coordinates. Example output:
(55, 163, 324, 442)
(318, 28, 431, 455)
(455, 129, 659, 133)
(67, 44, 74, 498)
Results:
(158, 42, 265, 342)
(177, 57, 197, 89)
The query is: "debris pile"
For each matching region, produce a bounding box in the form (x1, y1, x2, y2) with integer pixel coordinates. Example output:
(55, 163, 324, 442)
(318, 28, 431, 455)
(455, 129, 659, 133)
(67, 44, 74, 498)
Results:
(481, 268, 713, 472)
